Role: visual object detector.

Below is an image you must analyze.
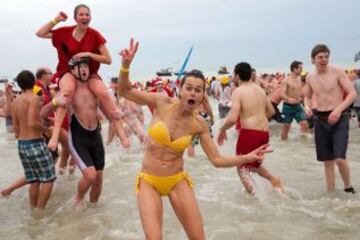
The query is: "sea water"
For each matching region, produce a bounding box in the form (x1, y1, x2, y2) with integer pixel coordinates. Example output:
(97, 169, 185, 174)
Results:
(0, 98, 359, 240)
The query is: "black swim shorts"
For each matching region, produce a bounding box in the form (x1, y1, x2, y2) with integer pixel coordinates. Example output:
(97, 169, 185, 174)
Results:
(314, 110, 349, 161)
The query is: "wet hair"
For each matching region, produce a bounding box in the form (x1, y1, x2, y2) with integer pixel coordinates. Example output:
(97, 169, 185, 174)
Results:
(290, 61, 303, 72)
(16, 70, 35, 91)
(180, 69, 206, 91)
(74, 4, 90, 19)
(234, 62, 252, 81)
(311, 44, 330, 59)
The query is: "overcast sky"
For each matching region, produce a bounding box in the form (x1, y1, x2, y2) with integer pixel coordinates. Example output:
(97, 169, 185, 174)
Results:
(1, 0, 359, 81)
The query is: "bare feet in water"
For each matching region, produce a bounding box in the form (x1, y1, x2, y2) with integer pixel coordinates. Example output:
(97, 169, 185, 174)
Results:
(1, 189, 11, 197)
(58, 167, 65, 175)
(73, 196, 87, 210)
(69, 165, 76, 175)
(271, 177, 285, 193)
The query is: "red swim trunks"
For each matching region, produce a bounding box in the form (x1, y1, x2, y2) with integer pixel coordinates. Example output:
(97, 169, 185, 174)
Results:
(235, 117, 241, 132)
(236, 128, 269, 170)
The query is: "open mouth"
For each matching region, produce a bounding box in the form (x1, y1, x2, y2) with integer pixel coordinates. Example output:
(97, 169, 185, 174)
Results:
(81, 20, 90, 25)
(188, 99, 195, 105)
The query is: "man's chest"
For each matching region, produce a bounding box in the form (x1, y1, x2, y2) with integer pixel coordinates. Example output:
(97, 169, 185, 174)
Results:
(310, 75, 338, 94)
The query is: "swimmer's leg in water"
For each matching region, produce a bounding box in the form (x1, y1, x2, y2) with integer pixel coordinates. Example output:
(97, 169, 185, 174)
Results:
(255, 166, 284, 193)
(237, 167, 255, 194)
(1, 177, 27, 197)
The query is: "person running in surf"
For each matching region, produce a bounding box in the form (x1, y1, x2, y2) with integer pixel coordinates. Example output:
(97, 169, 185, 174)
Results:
(280, 61, 308, 139)
(218, 62, 284, 194)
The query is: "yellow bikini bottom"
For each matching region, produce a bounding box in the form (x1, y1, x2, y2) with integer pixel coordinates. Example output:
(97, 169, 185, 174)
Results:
(136, 171, 193, 196)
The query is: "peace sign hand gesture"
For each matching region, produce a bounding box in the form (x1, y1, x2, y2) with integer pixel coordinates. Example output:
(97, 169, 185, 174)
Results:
(119, 38, 139, 68)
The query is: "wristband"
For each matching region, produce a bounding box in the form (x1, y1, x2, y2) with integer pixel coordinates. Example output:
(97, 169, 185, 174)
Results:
(51, 98, 58, 107)
(120, 66, 129, 73)
(51, 19, 59, 25)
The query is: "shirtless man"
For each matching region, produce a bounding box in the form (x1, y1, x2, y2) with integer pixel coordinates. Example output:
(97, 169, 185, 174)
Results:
(67, 57, 106, 204)
(281, 61, 308, 139)
(304, 44, 356, 193)
(269, 82, 284, 123)
(11, 70, 55, 209)
(218, 62, 284, 194)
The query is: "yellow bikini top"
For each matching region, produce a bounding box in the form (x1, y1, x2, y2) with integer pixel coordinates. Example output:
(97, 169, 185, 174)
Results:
(148, 103, 196, 152)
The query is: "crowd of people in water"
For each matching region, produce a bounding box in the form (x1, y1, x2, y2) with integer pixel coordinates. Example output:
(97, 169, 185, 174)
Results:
(1, 4, 359, 239)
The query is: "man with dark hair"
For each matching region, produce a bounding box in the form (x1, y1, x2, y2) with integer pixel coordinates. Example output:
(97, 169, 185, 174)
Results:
(280, 60, 308, 139)
(311, 44, 330, 59)
(234, 62, 252, 80)
(290, 61, 303, 72)
(218, 62, 283, 194)
(304, 44, 356, 193)
(11, 70, 55, 209)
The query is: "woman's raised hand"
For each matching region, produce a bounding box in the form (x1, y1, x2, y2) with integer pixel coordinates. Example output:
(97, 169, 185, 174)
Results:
(55, 11, 68, 22)
(119, 38, 139, 68)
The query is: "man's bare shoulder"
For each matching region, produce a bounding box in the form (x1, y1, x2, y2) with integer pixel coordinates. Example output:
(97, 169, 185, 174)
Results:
(253, 83, 267, 95)
(282, 77, 289, 84)
(27, 94, 41, 105)
(232, 86, 242, 95)
(289, 75, 300, 82)
(331, 66, 346, 75)
(232, 85, 248, 97)
(12, 94, 35, 106)
(306, 71, 316, 81)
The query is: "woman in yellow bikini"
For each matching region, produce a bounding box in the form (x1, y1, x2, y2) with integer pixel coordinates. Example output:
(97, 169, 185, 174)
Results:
(118, 39, 271, 239)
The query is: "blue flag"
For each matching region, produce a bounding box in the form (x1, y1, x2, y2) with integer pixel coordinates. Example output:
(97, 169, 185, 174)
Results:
(177, 46, 193, 80)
